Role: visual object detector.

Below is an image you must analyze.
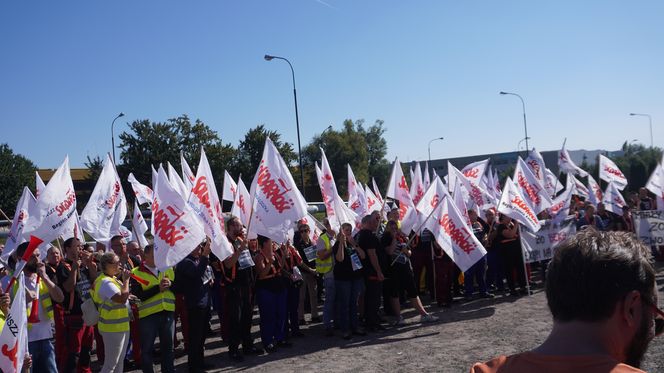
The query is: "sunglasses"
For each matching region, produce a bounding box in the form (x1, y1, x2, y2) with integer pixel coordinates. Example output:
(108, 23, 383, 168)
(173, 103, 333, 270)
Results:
(643, 298, 664, 337)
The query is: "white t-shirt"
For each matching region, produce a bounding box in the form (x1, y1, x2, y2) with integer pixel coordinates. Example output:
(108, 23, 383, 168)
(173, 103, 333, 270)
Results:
(98, 276, 130, 312)
(25, 274, 53, 342)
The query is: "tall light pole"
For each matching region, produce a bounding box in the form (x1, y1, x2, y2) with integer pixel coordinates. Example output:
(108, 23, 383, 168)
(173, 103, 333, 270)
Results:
(629, 113, 653, 148)
(500, 91, 529, 152)
(264, 54, 305, 196)
(428, 137, 444, 162)
(111, 112, 125, 165)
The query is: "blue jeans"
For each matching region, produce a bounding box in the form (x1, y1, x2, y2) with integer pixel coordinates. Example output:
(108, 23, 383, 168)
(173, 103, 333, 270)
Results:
(464, 256, 487, 296)
(286, 285, 300, 334)
(335, 278, 364, 333)
(322, 275, 336, 328)
(139, 311, 175, 373)
(256, 287, 287, 346)
(28, 339, 57, 373)
(486, 250, 505, 290)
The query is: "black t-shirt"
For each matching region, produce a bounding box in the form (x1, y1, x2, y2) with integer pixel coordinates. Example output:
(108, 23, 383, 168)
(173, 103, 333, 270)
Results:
(380, 234, 411, 279)
(225, 236, 254, 287)
(357, 229, 386, 277)
(496, 223, 519, 252)
(295, 238, 316, 269)
(332, 241, 363, 281)
(56, 260, 93, 315)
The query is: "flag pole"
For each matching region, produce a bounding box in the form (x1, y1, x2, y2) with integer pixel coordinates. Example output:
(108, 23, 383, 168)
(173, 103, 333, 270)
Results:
(390, 198, 442, 266)
(552, 138, 567, 198)
(517, 224, 532, 296)
(0, 207, 11, 223)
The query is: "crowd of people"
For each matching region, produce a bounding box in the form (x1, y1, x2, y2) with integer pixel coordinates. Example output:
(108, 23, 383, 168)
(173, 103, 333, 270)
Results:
(0, 185, 662, 373)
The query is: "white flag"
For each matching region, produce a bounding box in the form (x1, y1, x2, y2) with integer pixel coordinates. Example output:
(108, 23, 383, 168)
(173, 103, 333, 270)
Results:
(2, 187, 36, 262)
(497, 177, 541, 232)
(492, 168, 502, 198)
(424, 194, 487, 272)
(152, 166, 206, 271)
(599, 154, 627, 191)
(188, 148, 234, 262)
(558, 147, 588, 177)
(451, 166, 495, 209)
(80, 154, 128, 243)
(348, 165, 367, 218)
(646, 164, 664, 212)
(602, 182, 627, 215)
(168, 162, 190, 201)
(410, 162, 426, 205)
(549, 187, 574, 223)
(372, 177, 383, 204)
(23, 156, 78, 245)
(544, 168, 564, 197)
(364, 185, 382, 215)
(0, 272, 28, 373)
(460, 159, 490, 187)
(386, 158, 418, 234)
(315, 150, 342, 230)
(586, 174, 603, 207)
(181, 152, 196, 192)
(566, 174, 589, 199)
(222, 170, 238, 202)
(248, 138, 308, 243)
(35, 171, 45, 199)
(525, 148, 547, 187)
(131, 200, 149, 248)
(231, 178, 252, 226)
(423, 162, 431, 190)
(453, 179, 472, 227)
(514, 157, 553, 214)
(415, 176, 448, 227)
(128, 173, 154, 206)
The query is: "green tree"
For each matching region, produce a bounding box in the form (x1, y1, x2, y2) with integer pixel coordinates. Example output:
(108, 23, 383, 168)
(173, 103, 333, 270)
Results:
(613, 142, 662, 192)
(0, 144, 37, 217)
(117, 115, 235, 192)
(231, 125, 296, 185)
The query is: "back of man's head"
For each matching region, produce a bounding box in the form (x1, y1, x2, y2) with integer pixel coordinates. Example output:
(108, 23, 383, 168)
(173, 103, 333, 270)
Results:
(546, 228, 655, 322)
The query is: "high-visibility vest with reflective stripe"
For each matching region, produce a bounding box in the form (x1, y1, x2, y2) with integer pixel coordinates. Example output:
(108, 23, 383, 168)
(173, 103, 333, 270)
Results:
(316, 233, 333, 275)
(13, 276, 54, 326)
(92, 274, 130, 332)
(131, 266, 176, 319)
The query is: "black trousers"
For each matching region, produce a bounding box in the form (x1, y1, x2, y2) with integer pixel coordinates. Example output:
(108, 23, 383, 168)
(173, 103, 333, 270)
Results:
(226, 284, 254, 352)
(187, 306, 209, 373)
(502, 245, 527, 292)
(364, 279, 383, 328)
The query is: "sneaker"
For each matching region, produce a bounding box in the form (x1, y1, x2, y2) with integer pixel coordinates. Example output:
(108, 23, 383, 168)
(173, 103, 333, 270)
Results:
(420, 314, 439, 323)
(342, 333, 352, 340)
(352, 328, 367, 336)
(392, 316, 406, 327)
(277, 340, 293, 348)
(480, 292, 495, 299)
(264, 344, 277, 353)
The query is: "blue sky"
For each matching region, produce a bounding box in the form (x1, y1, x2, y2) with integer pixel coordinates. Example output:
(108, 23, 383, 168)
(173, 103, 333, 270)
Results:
(1, 1, 662, 169)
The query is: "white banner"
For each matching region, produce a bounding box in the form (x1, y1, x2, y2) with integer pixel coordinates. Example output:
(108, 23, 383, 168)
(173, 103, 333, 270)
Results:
(633, 210, 664, 246)
(520, 217, 576, 263)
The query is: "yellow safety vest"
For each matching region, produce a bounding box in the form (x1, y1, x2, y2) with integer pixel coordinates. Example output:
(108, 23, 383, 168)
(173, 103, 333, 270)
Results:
(316, 233, 333, 275)
(92, 274, 130, 333)
(12, 276, 54, 327)
(131, 266, 176, 319)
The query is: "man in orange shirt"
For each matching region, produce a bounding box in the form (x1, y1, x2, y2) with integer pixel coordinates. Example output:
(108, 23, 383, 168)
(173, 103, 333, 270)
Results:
(472, 228, 663, 372)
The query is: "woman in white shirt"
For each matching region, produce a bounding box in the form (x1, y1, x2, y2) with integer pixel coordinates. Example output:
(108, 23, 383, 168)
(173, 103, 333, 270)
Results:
(92, 252, 132, 373)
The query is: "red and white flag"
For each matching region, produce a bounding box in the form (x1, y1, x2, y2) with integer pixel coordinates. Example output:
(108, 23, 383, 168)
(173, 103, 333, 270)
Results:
(168, 162, 190, 201)
(188, 148, 234, 262)
(525, 148, 547, 187)
(423, 162, 431, 190)
(514, 157, 553, 214)
(128, 173, 154, 206)
(544, 168, 564, 197)
(558, 147, 588, 177)
(1, 187, 35, 262)
(372, 177, 383, 204)
(549, 187, 574, 223)
(248, 138, 308, 243)
(453, 179, 472, 227)
(315, 149, 343, 230)
(35, 171, 45, 199)
(586, 174, 603, 207)
(222, 170, 237, 202)
(646, 164, 664, 211)
(300, 214, 322, 243)
(599, 154, 627, 191)
(348, 164, 368, 218)
(131, 200, 149, 248)
(231, 178, 252, 226)
(181, 152, 196, 192)
(451, 166, 495, 209)
(23, 156, 78, 246)
(152, 165, 206, 271)
(415, 176, 448, 227)
(602, 181, 627, 215)
(0, 272, 29, 373)
(492, 168, 502, 197)
(498, 177, 541, 232)
(461, 159, 490, 187)
(386, 158, 418, 234)
(566, 174, 589, 199)
(80, 154, 128, 243)
(364, 184, 382, 215)
(424, 193, 487, 272)
(410, 162, 425, 205)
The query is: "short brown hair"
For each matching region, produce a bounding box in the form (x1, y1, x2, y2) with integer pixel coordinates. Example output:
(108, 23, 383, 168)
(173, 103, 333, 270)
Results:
(545, 228, 655, 322)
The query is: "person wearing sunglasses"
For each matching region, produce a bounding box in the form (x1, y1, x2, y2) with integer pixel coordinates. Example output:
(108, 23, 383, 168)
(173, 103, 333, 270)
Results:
(472, 228, 662, 372)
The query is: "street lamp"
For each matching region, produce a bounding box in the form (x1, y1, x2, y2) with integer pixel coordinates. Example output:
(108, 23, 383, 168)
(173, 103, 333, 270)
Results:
(517, 137, 531, 152)
(322, 125, 333, 135)
(111, 112, 125, 165)
(428, 137, 444, 162)
(629, 113, 653, 148)
(500, 91, 529, 152)
(264, 54, 305, 196)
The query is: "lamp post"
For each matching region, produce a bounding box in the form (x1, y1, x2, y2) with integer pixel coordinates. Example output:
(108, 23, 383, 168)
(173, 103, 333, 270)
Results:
(629, 113, 653, 148)
(111, 112, 125, 165)
(264, 54, 305, 196)
(428, 137, 444, 162)
(500, 91, 529, 152)
(517, 137, 531, 153)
